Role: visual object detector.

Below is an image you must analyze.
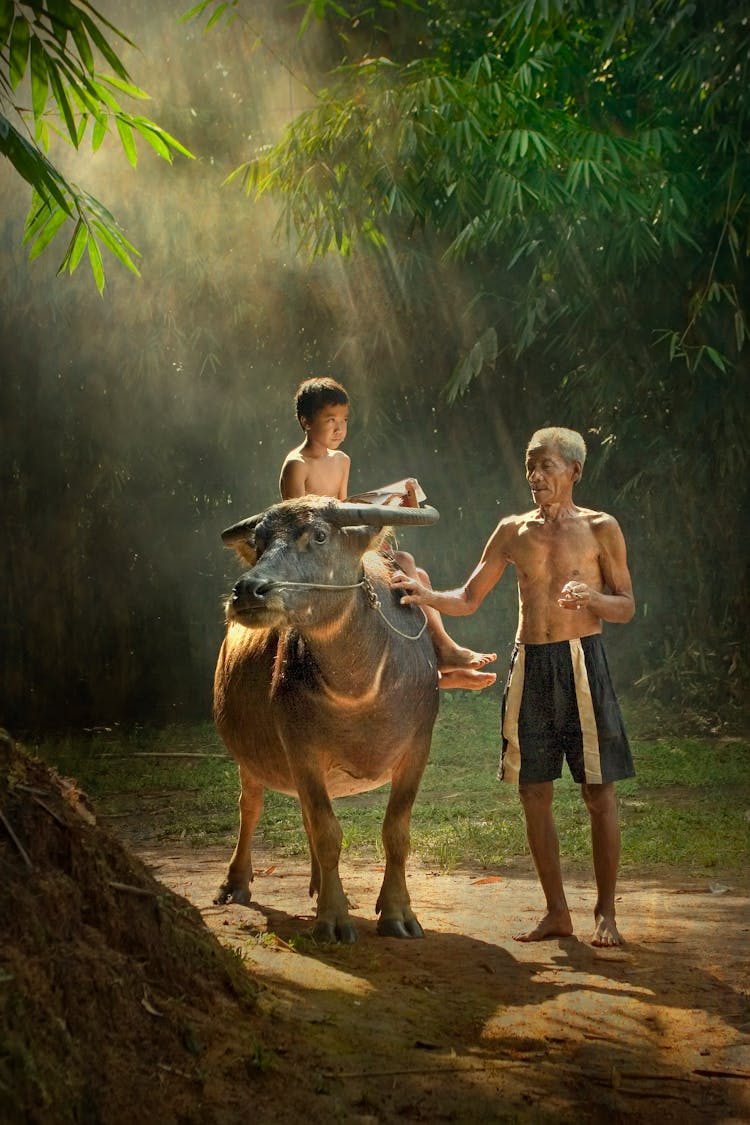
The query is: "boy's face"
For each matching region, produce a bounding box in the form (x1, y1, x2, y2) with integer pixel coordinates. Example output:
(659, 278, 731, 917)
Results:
(302, 402, 349, 450)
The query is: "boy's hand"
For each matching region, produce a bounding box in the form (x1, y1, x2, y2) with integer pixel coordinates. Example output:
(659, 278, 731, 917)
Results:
(400, 479, 419, 509)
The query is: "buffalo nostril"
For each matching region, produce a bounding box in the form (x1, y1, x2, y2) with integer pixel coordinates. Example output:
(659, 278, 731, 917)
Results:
(233, 578, 272, 601)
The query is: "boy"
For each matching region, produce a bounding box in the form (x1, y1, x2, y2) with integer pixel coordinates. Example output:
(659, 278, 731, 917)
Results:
(279, 377, 351, 501)
(280, 377, 496, 690)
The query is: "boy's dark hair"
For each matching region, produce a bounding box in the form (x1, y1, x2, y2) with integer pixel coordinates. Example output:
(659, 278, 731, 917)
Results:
(295, 377, 349, 424)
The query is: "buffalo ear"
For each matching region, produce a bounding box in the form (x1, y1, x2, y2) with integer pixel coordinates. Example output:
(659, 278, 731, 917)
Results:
(221, 514, 262, 546)
(233, 541, 258, 566)
(221, 515, 262, 566)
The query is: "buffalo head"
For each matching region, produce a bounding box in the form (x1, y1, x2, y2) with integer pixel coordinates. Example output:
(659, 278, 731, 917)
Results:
(222, 498, 439, 630)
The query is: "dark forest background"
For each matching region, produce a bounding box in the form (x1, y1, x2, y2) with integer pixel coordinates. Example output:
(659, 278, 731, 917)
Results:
(1, 1, 747, 734)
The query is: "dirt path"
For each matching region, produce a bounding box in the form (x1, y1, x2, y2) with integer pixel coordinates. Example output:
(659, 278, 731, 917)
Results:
(135, 842, 750, 1123)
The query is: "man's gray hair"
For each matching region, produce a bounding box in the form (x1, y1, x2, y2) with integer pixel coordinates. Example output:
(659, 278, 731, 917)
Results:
(527, 427, 587, 478)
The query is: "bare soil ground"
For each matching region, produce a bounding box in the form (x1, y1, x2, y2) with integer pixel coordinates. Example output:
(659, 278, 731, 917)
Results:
(2, 731, 749, 1124)
(134, 842, 750, 1125)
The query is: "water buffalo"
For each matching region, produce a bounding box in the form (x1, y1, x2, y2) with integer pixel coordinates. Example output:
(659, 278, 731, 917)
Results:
(213, 496, 440, 943)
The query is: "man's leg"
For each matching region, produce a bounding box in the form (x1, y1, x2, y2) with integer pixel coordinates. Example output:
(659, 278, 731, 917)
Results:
(581, 782, 623, 947)
(514, 781, 573, 942)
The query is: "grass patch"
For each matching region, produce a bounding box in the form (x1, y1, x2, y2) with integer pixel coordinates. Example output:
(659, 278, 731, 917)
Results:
(27, 693, 750, 876)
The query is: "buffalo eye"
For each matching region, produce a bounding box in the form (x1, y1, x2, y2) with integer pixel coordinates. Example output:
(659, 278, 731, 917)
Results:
(313, 527, 328, 544)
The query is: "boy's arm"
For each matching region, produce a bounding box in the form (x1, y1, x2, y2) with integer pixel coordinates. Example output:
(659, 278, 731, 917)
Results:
(280, 458, 308, 500)
(392, 518, 514, 616)
(337, 453, 350, 500)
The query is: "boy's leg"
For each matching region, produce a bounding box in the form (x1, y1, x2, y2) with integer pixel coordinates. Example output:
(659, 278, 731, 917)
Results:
(581, 782, 623, 946)
(514, 780, 573, 942)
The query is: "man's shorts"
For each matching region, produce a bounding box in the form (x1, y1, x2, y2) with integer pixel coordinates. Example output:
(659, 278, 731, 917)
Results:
(499, 635, 635, 786)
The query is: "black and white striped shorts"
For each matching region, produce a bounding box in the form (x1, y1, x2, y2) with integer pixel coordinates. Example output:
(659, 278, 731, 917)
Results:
(499, 635, 635, 786)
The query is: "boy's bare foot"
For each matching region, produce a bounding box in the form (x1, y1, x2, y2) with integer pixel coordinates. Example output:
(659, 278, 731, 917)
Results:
(591, 912, 623, 947)
(438, 644, 497, 672)
(513, 909, 574, 943)
(438, 669, 497, 691)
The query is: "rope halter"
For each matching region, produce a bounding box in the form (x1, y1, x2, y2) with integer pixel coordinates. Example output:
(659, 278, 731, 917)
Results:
(265, 574, 428, 641)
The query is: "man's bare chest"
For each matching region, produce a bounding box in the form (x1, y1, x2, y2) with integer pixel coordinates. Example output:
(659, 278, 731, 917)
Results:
(512, 522, 600, 581)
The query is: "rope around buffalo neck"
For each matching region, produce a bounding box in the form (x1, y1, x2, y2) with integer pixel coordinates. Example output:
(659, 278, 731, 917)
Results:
(267, 575, 428, 641)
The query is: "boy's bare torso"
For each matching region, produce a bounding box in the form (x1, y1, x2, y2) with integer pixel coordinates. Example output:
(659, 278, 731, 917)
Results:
(503, 507, 612, 644)
(279, 445, 350, 501)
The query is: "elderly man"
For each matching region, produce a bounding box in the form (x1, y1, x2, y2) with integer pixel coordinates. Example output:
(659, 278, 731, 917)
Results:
(391, 427, 635, 946)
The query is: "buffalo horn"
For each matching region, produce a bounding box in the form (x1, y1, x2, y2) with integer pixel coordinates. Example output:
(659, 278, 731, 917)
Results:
(220, 502, 440, 546)
(327, 503, 440, 528)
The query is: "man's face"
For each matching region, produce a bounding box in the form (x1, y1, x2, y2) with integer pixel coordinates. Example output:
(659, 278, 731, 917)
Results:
(525, 443, 579, 504)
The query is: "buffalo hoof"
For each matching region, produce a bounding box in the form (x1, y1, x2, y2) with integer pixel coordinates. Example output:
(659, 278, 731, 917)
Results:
(313, 920, 358, 944)
(377, 917, 425, 939)
(214, 882, 251, 906)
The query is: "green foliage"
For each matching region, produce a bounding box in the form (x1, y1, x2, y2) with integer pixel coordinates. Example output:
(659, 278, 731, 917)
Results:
(215, 0, 750, 714)
(0, 0, 193, 289)
(30, 699, 750, 876)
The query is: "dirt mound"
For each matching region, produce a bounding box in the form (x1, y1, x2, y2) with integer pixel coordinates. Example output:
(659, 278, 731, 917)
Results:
(3, 730, 749, 1124)
(0, 731, 313, 1125)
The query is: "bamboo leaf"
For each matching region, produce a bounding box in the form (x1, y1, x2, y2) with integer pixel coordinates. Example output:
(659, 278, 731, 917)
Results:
(77, 1, 137, 47)
(48, 64, 80, 146)
(92, 115, 107, 151)
(180, 1, 214, 22)
(115, 117, 137, 166)
(734, 311, 746, 352)
(705, 346, 727, 373)
(87, 234, 105, 293)
(87, 78, 120, 111)
(92, 218, 141, 274)
(206, 3, 228, 31)
(28, 204, 69, 261)
(79, 12, 130, 80)
(0, 0, 13, 51)
(99, 73, 150, 100)
(67, 219, 90, 273)
(23, 196, 55, 244)
(70, 16, 95, 75)
(0, 115, 71, 212)
(45, 0, 71, 47)
(9, 12, 31, 89)
(129, 118, 194, 159)
(29, 35, 49, 120)
(135, 124, 172, 161)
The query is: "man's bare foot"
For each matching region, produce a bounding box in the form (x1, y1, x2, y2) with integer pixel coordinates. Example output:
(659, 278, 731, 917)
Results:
(513, 909, 574, 943)
(591, 912, 623, 947)
(438, 644, 497, 672)
(439, 669, 497, 691)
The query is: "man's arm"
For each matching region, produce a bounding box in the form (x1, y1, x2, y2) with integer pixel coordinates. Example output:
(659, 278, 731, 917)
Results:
(391, 518, 513, 616)
(558, 514, 635, 623)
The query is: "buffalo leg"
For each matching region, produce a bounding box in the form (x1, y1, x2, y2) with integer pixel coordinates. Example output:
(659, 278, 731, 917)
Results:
(376, 744, 428, 938)
(299, 803, 322, 900)
(215, 766, 264, 905)
(294, 765, 356, 944)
